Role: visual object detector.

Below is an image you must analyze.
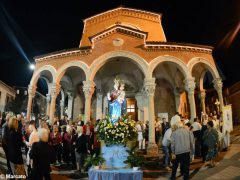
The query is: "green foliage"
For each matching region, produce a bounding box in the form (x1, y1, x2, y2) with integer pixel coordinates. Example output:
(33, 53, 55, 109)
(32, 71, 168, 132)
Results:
(84, 154, 105, 169)
(97, 116, 137, 146)
(124, 146, 145, 167)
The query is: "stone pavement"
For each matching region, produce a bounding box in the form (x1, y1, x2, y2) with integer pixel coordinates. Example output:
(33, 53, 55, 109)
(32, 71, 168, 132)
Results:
(0, 126, 239, 179)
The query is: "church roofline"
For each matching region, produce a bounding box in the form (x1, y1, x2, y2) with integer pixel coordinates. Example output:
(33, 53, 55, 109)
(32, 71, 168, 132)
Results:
(34, 47, 92, 62)
(34, 42, 213, 62)
(145, 41, 213, 50)
(83, 7, 162, 23)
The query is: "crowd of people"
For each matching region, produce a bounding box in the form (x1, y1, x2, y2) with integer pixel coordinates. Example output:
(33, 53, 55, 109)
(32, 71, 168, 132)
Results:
(0, 110, 231, 180)
(136, 111, 229, 180)
(0, 112, 100, 180)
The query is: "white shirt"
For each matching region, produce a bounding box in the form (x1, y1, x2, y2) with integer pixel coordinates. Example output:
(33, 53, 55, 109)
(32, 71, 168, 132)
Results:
(170, 115, 181, 126)
(192, 122, 202, 131)
(136, 124, 144, 140)
(162, 128, 172, 146)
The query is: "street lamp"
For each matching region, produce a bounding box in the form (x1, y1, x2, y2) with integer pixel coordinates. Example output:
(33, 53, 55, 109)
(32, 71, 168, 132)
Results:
(29, 64, 35, 70)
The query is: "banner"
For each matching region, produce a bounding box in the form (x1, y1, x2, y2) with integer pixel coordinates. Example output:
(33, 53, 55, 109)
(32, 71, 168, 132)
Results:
(222, 105, 233, 134)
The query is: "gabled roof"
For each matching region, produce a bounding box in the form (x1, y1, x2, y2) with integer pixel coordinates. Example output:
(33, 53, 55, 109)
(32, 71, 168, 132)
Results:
(89, 24, 148, 44)
(83, 6, 162, 22)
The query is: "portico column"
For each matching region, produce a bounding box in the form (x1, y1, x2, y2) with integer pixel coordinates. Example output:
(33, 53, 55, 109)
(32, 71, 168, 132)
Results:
(103, 96, 108, 118)
(213, 78, 224, 112)
(60, 99, 64, 117)
(67, 92, 73, 119)
(49, 84, 61, 125)
(199, 89, 206, 114)
(83, 81, 95, 124)
(144, 78, 158, 155)
(184, 78, 196, 123)
(46, 94, 51, 117)
(174, 89, 180, 113)
(96, 89, 103, 120)
(26, 85, 36, 121)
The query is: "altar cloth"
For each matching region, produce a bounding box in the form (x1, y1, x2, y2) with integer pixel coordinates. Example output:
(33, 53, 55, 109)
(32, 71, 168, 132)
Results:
(88, 168, 143, 180)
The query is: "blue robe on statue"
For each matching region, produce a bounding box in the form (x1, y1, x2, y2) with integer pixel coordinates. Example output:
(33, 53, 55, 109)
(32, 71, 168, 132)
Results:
(108, 100, 121, 124)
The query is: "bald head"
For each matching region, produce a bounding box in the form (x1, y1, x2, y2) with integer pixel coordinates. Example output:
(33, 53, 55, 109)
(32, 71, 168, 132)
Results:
(38, 128, 49, 142)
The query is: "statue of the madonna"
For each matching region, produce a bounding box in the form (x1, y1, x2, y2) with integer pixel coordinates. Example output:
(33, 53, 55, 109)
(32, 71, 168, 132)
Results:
(107, 78, 126, 124)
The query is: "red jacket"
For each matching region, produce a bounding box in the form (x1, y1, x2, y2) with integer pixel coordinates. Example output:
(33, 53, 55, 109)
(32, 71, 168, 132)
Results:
(49, 132, 62, 146)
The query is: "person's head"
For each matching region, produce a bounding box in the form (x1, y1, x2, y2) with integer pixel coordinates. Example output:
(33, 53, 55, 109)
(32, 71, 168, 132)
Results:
(42, 122, 49, 129)
(55, 116, 59, 121)
(8, 116, 18, 130)
(66, 125, 72, 134)
(185, 122, 192, 130)
(28, 124, 36, 133)
(38, 128, 49, 142)
(171, 124, 178, 131)
(76, 126, 83, 134)
(162, 118, 166, 122)
(64, 115, 68, 121)
(207, 121, 214, 128)
(177, 121, 184, 128)
(194, 118, 198, 122)
(6, 113, 11, 122)
(61, 125, 67, 132)
(29, 120, 36, 127)
(53, 125, 59, 133)
(17, 114, 21, 121)
(175, 112, 179, 115)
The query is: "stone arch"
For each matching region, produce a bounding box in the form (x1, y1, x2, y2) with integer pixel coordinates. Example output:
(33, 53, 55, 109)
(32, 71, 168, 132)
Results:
(188, 57, 220, 80)
(199, 69, 208, 91)
(89, 50, 150, 80)
(56, 61, 90, 83)
(30, 65, 56, 87)
(149, 55, 189, 78)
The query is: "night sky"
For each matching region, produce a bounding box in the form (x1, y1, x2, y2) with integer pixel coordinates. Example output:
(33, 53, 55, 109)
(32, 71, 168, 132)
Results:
(0, 0, 239, 89)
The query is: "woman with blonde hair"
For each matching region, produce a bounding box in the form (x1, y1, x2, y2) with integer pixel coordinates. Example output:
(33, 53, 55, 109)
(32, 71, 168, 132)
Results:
(5, 116, 26, 176)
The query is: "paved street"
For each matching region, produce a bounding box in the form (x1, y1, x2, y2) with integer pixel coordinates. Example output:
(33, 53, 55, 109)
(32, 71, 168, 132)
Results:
(0, 126, 240, 179)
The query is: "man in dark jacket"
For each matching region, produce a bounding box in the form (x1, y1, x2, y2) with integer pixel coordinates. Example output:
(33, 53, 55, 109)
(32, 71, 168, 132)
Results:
(161, 118, 170, 137)
(30, 128, 56, 180)
(75, 126, 88, 172)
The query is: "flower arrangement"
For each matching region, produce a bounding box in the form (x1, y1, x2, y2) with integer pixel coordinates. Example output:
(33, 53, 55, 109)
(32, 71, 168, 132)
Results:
(97, 115, 137, 146)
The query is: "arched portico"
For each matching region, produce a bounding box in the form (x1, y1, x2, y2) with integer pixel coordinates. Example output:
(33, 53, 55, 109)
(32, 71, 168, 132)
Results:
(188, 57, 220, 79)
(189, 57, 224, 117)
(55, 61, 89, 123)
(149, 55, 189, 78)
(30, 65, 56, 87)
(89, 50, 150, 81)
(56, 61, 90, 83)
(27, 65, 56, 120)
